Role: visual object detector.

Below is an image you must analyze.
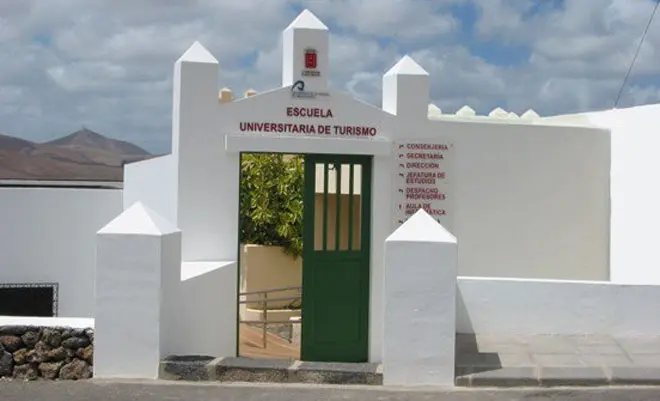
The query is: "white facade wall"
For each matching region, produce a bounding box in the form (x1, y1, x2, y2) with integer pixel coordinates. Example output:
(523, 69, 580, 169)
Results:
(457, 276, 660, 336)
(448, 121, 611, 280)
(123, 155, 178, 225)
(0, 187, 122, 317)
(176, 261, 237, 357)
(544, 104, 660, 285)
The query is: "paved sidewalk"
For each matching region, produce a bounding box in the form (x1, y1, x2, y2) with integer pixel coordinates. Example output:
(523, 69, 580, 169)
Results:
(159, 334, 660, 387)
(456, 333, 660, 387)
(4, 380, 660, 401)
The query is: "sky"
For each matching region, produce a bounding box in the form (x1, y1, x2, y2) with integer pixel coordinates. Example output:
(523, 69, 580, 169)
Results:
(1, 0, 659, 154)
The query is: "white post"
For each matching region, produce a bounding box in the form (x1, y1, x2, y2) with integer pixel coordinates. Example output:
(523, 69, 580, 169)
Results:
(382, 55, 430, 121)
(94, 202, 181, 379)
(172, 41, 239, 262)
(382, 209, 458, 387)
(282, 9, 329, 92)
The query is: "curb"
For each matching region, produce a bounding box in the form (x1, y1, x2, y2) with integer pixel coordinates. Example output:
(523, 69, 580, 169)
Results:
(456, 366, 660, 387)
(160, 357, 660, 388)
(159, 356, 383, 385)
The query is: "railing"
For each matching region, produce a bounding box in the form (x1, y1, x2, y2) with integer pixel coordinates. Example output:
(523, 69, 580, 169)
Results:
(238, 285, 302, 348)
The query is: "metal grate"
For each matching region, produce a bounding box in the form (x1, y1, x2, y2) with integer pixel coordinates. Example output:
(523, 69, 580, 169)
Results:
(0, 282, 59, 317)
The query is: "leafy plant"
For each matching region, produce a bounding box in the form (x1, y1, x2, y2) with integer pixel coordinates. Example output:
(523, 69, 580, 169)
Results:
(240, 154, 304, 258)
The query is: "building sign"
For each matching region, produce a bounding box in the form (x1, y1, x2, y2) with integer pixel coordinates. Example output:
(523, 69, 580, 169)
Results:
(302, 48, 320, 77)
(392, 140, 453, 230)
(238, 106, 378, 137)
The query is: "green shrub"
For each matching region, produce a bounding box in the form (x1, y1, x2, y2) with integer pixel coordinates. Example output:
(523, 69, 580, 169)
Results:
(239, 154, 304, 258)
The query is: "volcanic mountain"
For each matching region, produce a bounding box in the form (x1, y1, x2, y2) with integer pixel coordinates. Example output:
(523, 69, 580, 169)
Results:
(0, 128, 154, 181)
(45, 128, 150, 157)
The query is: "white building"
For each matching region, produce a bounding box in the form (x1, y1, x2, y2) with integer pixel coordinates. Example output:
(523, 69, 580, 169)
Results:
(2, 9, 660, 386)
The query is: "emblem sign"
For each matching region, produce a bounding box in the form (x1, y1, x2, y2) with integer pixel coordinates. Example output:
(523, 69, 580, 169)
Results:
(291, 80, 330, 99)
(302, 48, 320, 77)
(305, 48, 317, 69)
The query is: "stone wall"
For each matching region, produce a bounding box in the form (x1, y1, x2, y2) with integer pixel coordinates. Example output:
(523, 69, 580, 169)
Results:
(0, 326, 93, 380)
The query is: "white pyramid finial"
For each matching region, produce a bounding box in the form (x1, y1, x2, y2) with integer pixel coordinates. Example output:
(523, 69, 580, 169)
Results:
(428, 104, 442, 115)
(488, 107, 508, 118)
(98, 202, 178, 235)
(385, 55, 429, 76)
(456, 105, 476, 117)
(177, 41, 218, 64)
(521, 109, 540, 120)
(386, 209, 456, 243)
(285, 9, 328, 30)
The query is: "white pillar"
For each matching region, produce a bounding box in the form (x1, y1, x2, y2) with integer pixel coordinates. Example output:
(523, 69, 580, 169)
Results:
(94, 202, 181, 379)
(172, 41, 239, 262)
(382, 55, 430, 121)
(282, 9, 329, 92)
(382, 209, 458, 387)
(172, 41, 219, 158)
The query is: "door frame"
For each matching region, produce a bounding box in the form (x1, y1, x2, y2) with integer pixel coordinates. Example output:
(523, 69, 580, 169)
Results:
(235, 151, 373, 362)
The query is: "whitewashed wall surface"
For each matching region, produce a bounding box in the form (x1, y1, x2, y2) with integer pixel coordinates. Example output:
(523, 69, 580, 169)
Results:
(0, 186, 122, 317)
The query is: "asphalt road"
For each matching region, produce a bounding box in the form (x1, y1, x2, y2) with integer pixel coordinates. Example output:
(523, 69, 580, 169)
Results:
(2, 380, 660, 401)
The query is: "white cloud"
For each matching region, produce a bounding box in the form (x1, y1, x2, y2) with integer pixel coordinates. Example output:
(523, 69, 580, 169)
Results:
(306, 0, 461, 42)
(47, 62, 127, 91)
(0, 0, 659, 152)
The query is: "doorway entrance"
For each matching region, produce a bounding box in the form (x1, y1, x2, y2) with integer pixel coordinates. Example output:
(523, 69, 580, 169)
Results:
(237, 153, 372, 363)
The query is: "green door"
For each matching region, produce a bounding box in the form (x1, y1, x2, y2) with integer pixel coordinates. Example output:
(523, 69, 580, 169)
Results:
(301, 154, 372, 362)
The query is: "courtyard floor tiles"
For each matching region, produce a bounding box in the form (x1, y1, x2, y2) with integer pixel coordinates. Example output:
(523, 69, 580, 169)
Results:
(455, 333, 660, 387)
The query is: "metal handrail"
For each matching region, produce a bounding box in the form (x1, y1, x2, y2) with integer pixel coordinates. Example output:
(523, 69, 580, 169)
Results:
(238, 295, 300, 304)
(242, 319, 301, 324)
(239, 285, 302, 348)
(240, 285, 301, 296)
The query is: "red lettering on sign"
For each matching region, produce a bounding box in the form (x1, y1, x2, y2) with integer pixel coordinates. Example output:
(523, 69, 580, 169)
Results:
(286, 107, 333, 118)
(406, 153, 444, 160)
(406, 143, 448, 150)
(239, 122, 377, 137)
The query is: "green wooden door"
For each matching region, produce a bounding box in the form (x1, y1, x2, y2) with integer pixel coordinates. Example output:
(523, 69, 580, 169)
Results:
(301, 154, 372, 362)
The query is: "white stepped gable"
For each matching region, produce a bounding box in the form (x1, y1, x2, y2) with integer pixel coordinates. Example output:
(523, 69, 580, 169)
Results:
(456, 105, 476, 117)
(521, 109, 540, 120)
(488, 107, 509, 118)
(428, 104, 442, 116)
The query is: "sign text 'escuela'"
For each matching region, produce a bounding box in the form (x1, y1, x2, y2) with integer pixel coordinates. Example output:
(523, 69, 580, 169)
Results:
(239, 107, 378, 137)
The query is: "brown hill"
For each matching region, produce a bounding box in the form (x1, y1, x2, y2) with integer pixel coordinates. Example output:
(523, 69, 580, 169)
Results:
(0, 129, 154, 182)
(45, 128, 150, 156)
(0, 134, 37, 152)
